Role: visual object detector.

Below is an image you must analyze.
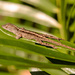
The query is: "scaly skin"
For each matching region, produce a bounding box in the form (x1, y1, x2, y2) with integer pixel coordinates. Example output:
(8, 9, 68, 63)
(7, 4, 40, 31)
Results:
(2, 23, 75, 50)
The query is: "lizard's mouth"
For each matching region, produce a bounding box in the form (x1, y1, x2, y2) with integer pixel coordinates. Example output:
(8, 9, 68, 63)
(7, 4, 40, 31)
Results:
(2, 25, 8, 29)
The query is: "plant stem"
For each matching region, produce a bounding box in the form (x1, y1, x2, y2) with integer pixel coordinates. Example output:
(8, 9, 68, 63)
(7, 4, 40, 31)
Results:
(56, 0, 68, 40)
(66, 4, 75, 29)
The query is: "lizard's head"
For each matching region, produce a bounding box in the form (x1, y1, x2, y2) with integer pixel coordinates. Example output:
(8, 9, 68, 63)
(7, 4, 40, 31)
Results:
(2, 23, 17, 32)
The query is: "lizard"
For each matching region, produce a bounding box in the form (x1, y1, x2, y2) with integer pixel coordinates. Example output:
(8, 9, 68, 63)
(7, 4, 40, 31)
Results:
(2, 23, 75, 50)
(17, 27, 62, 41)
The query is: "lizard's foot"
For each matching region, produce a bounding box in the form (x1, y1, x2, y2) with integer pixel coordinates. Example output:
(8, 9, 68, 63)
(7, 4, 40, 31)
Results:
(36, 42, 57, 49)
(45, 43, 57, 49)
(16, 34, 22, 39)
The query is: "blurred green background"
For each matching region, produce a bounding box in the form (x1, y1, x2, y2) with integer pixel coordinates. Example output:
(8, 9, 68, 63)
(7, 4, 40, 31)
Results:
(0, 0, 75, 75)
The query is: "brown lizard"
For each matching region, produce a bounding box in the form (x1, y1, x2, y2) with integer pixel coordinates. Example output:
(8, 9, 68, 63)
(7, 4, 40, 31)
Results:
(2, 23, 75, 50)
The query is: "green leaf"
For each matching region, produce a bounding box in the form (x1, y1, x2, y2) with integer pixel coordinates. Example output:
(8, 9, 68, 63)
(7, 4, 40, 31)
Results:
(42, 69, 68, 75)
(69, 22, 75, 32)
(0, 1, 61, 28)
(21, 0, 59, 13)
(66, 4, 75, 29)
(0, 54, 75, 69)
(0, 25, 75, 63)
(67, 0, 75, 4)
(0, 72, 13, 75)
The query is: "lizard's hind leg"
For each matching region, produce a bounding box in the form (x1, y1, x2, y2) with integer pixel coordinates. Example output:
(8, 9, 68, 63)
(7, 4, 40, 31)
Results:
(41, 42, 57, 49)
(36, 39, 57, 49)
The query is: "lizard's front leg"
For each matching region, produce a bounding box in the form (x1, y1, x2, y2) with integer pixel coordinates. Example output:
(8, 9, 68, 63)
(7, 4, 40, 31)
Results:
(16, 34, 22, 39)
